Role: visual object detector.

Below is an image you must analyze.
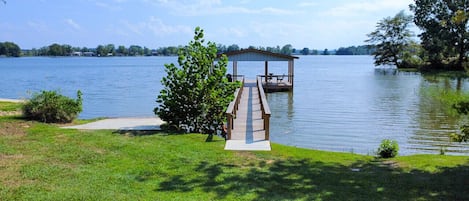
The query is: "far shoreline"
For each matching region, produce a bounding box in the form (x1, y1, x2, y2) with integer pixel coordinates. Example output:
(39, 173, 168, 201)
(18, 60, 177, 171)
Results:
(0, 98, 25, 103)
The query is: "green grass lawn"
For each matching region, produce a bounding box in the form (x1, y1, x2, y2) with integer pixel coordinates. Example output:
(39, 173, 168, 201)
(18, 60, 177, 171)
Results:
(0, 101, 23, 112)
(0, 102, 468, 200)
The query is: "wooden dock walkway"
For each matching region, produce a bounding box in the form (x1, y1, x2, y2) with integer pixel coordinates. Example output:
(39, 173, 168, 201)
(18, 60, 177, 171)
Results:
(225, 79, 271, 151)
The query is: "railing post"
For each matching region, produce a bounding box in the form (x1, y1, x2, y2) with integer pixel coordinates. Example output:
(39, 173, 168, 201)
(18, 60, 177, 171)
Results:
(257, 76, 271, 141)
(226, 114, 232, 140)
(264, 114, 270, 140)
(225, 75, 245, 140)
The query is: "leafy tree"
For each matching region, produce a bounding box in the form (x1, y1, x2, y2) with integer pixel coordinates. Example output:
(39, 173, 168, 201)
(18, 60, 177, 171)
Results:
(301, 47, 310, 55)
(216, 44, 227, 53)
(143, 47, 151, 56)
(105, 44, 115, 56)
(61, 44, 72, 56)
(0, 41, 21, 57)
(335, 46, 374, 55)
(227, 44, 239, 52)
(411, 0, 469, 70)
(81, 47, 89, 53)
(128, 45, 143, 56)
(48, 43, 64, 56)
(96, 45, 106, 56)
(336, 47, 353, 55)
(155, 27, 238, 135)
(323, 49, 329, 55)
(365, 11, 414, 68)
(281, 44, 293, 55)
(38, 46, 48, 56)
(116, 45, 127, 56)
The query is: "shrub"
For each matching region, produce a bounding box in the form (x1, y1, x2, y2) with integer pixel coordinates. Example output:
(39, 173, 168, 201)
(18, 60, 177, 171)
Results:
(23, 90, 83, 123)
(377, 139, 399, 158)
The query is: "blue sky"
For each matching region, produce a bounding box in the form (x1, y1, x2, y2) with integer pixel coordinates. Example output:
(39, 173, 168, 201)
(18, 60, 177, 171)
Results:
(0, 0, 414, 50)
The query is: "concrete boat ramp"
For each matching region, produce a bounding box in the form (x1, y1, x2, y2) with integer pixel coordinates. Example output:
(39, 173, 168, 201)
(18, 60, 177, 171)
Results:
(62, 117, 164, 131)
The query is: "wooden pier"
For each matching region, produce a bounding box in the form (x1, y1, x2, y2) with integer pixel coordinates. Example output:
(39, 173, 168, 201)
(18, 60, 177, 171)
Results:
(225, 78, 271, 151)
(222, 49, 299, 151)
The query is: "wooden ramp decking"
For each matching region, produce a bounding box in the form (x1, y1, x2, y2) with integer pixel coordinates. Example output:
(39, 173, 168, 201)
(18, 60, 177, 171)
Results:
(225, 81, 271, 151)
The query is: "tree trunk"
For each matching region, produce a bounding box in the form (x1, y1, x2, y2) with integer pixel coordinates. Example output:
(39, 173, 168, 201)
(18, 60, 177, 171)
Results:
(456, 28, 466, 71)
(457, 41, 465, 71)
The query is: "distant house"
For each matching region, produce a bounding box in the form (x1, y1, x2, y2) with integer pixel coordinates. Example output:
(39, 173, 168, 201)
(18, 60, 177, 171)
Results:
(71, 51, 82, 56)
(83, 52, 96, 57)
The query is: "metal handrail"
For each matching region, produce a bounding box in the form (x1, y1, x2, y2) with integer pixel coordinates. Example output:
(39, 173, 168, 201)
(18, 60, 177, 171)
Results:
(258, 74, 294, 84)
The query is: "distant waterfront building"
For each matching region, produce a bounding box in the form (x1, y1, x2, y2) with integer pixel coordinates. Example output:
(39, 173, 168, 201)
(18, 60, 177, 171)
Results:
(83, 52, 96, 57)
(71, 51, 82, 56)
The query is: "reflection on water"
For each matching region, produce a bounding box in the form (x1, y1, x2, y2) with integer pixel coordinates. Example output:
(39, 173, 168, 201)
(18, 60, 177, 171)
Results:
(265, 56, 468, 155)
(1, 56, 468, 155)
(413, 75, 469, 154)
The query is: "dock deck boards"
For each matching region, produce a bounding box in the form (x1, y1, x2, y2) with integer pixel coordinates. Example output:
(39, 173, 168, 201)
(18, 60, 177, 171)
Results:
(225, 82, 271, 151)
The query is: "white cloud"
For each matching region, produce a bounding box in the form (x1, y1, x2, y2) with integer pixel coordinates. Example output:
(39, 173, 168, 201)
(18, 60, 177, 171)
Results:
(146, 17, 192, 36)
(64, 19, 81, 30)
(244, 21, 309, 46)
(95, 1, 122, 11)
(323, 0, 413, 17)
(121, 17, 192, 37)
(27, 21, 49, 32)
(298, 1, 318, 7)
(155, 0, 293, 16)
(218, 27, 247, 38)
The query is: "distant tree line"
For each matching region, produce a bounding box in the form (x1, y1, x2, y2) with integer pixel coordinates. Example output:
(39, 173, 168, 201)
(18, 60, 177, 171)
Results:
(335, 45, 375, 55)
(1, 41, 374, 58)
(216, 44, 295, 55)
(21, 43, 180, 57)
(296, 46, 373, 55)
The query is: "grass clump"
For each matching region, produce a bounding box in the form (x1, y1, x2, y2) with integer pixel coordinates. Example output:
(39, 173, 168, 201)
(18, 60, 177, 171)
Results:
(22, 90, 83, 123)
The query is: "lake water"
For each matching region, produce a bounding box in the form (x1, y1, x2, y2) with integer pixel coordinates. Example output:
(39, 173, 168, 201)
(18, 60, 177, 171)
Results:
(1, 56, 468, 155)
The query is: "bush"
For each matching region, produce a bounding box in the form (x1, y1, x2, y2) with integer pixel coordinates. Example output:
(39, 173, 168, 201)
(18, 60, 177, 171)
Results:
(23, 90, 83, 123)
(377, 139, 399, 158)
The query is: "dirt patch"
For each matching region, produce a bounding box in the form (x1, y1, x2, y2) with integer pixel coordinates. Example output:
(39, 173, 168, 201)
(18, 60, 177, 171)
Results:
(378, 160, 402, 169)
(235, 151, 258, 160)
(0, 111, 21, 116)
(0, 121, 31, 136)
(0, 154, 24, 164)
(0, 154, 33, 188)
(233, 151, 276, 168)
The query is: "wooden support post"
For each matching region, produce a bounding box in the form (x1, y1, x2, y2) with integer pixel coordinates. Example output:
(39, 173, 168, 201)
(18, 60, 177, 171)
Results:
(233, 61, 238, 81)
(264, 114, 270, 140)
(290, 60, 294, 89)
(226, 114, 232, 140)
(264, 61, 268, 83)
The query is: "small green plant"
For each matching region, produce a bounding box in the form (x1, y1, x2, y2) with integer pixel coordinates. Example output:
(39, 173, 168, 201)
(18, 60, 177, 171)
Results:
(439, 147, 446, 155)
(22, 90, 83, 123)
(451, 101, 469, 143)
(377, 139, 399, 158)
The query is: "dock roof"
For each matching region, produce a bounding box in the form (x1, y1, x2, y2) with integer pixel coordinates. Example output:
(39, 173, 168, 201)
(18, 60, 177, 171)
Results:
(223, 48, 299, 62)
